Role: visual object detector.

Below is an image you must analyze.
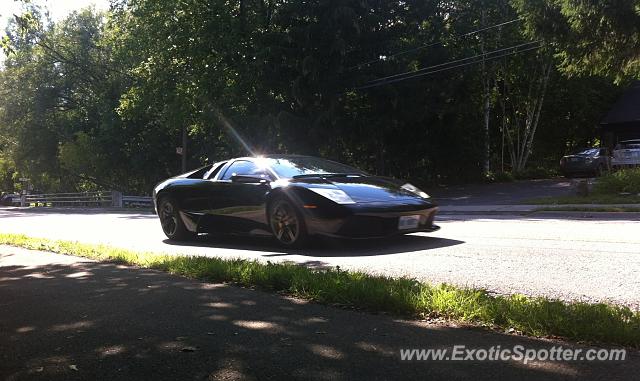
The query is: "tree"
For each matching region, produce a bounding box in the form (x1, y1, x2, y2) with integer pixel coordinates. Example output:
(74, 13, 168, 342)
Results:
(501, 52, 553, 172)
(0, 0, 634, 194)
(513, 0, 640, 81)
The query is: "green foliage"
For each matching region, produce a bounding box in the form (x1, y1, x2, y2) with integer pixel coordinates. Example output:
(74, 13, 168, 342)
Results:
(484, 171, 516, 183)
(526, 193, 640, 205)
(1, 232, 639, 347)
(594, 168, 640, 195)
(485, 167, 560, 183)
(0, 1, 637, 194)
(513, 0, 640, 80)
(0, 157, 17, 192)
(536, 206, 640, 212)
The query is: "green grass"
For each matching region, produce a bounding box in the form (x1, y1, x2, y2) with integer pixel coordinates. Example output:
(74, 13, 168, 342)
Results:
(536, 206, 640, 213)
(526, 194, 640, 205)
(1, 232, 639, 347)
(595, 168, 640, 194)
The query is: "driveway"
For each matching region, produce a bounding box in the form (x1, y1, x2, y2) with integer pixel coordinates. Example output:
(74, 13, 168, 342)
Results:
(429, 179, 573, 205)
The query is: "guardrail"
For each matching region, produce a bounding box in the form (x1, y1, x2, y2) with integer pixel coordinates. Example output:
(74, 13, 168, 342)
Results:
(122, 195, 154, 208)
(21, 191, 153, 209)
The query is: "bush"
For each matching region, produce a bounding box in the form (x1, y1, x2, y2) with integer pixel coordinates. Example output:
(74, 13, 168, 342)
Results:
(594, 168, 640, 194)
(484, 171, 515, 183)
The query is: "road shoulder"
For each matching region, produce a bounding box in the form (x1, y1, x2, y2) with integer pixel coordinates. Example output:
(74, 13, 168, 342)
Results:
(1, 246, 637, 381)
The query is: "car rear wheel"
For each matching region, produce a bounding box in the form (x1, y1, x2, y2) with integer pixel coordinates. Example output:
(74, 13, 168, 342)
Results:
(158, 197, 194, 241)
(269, 198, 308, 247)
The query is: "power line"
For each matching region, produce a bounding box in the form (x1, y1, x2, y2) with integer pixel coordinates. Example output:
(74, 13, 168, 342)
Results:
(352, 42, 541, 90)
(362, 40, 541, 85)
(347, 17, 522, 71)
(354, 43, 541, 90)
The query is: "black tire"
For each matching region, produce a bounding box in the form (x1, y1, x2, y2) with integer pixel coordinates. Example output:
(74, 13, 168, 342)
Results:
(158, 197, 194, 241)
(268, 197, 308, 247)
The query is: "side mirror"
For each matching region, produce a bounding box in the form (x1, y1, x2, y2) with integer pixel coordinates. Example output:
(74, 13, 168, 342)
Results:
(231, 175, 270, 184)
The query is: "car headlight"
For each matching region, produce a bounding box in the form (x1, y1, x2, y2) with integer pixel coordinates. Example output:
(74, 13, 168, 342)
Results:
(401, 183, 430, 199)
(308, 188, 355, 204)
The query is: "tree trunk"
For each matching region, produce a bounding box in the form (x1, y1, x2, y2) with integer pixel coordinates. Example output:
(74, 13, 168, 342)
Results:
(239, 0, 246, 33)
(520, 58, 552, 168)
(483, 82, 491, 173)
(504, 56, 552, 173)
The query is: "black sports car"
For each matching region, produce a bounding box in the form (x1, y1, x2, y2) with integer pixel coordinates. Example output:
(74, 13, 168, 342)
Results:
(153, 155, 439, 246)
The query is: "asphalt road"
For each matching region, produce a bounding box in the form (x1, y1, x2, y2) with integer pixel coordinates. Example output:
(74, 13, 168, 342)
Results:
(1, 246, 638, 381)
(1, 207, 639, 309)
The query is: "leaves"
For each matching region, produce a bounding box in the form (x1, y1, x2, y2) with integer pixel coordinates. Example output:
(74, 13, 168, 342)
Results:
(0, 0, 636, 194)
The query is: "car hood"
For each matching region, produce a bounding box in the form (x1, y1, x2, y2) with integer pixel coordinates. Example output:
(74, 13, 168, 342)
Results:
(291, 175, 429, 203)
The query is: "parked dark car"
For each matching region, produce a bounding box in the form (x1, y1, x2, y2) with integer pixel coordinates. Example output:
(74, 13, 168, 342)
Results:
(560, 148, 611, 178)
(153, 155, 439, 246)
(0, 193, 21, 206)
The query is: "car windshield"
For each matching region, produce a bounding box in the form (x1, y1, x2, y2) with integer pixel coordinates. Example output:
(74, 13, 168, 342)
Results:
(259, 157, 366, 179)
(574, 148, 599, 156)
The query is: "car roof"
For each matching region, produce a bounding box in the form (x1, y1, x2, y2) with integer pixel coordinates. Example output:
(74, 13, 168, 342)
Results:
(620, 139, 640, 143)
(230, 154, 316, 161)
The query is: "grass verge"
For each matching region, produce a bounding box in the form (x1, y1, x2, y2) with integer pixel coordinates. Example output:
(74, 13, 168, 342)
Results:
(524, 194, 640, 205)
(1, 232, 639, 347)
(526, 169, 640, 205)
(536, 206, 640, 213)
(595, 168, 640, 194)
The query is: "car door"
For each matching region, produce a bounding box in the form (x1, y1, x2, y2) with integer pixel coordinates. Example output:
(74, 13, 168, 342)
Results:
(163, 163, 226, 233)
(210, 160, 273, 234)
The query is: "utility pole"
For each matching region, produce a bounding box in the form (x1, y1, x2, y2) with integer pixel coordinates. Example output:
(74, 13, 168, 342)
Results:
(181, 125, 188, 173)
(481, 6, 491, 174)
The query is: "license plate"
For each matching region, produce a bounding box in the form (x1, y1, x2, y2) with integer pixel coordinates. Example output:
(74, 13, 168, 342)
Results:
(398, 215, 420, 230)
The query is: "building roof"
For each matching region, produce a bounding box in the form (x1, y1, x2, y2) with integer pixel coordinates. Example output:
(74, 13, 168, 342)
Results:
(601, 81, 640, 126)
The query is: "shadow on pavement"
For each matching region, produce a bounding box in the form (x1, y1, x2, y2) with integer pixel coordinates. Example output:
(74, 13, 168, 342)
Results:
(1, 254, 636, 381)
(162, 234, 465, 258)
(0, 207, 154, 218)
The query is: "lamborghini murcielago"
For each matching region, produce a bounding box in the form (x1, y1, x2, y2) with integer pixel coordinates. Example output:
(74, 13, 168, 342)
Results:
(153, 155, 439, 246)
